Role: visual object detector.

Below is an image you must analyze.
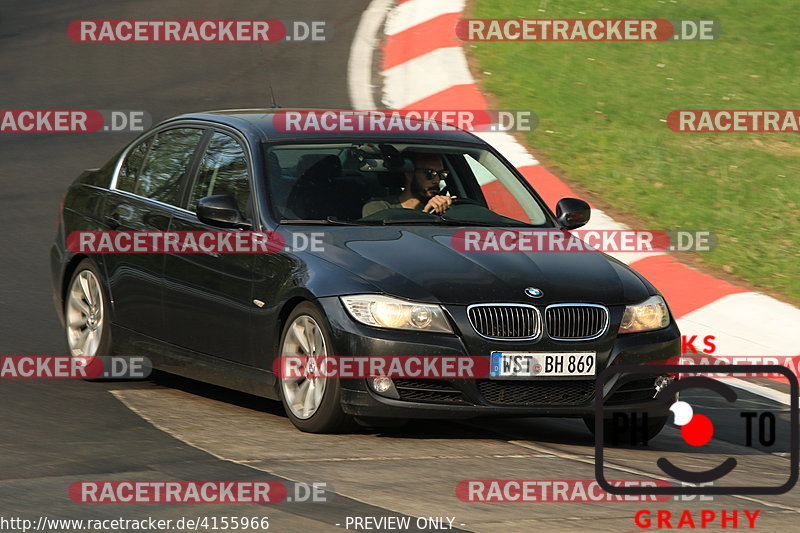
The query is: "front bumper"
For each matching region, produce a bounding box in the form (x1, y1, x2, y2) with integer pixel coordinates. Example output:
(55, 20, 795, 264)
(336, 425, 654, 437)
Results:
(318, 296, 681, 420)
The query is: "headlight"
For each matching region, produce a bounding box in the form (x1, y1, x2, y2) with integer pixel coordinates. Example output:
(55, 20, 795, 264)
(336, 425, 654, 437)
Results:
(340, 295, 453, 333)
(618, 295, 670, 334)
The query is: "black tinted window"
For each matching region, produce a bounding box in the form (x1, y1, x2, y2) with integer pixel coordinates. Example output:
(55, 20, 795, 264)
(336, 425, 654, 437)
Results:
(135, 128, 204, 205)
(189, 132, 251, 218)
(117, 137, 152, 193)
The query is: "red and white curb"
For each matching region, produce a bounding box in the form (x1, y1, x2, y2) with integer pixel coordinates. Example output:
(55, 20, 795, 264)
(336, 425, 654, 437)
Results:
(349, 0, 800, 361)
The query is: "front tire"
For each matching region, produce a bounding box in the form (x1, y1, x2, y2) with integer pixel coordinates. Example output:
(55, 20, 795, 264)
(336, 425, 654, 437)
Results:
(277, 302, 356, 433)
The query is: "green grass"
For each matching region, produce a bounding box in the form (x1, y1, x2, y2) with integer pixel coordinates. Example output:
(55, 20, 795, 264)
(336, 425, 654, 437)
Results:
(470, 0, 800, 300)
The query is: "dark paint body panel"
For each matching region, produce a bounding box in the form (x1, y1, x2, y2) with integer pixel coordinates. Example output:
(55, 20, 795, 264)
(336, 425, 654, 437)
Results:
(51, 109, 680, 419)
(304, 226, 651, 305)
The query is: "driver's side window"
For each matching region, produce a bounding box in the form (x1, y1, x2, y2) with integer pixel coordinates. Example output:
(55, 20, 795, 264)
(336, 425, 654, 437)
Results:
(465, 154, 526, 221)
(189, 132, 251, 220)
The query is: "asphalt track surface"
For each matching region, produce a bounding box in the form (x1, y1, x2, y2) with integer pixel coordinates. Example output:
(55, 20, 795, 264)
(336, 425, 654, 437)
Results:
(1, 1, 798, 531)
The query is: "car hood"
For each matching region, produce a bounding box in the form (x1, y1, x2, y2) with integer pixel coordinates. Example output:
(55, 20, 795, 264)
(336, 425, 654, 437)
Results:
(303, 226, 653, 306)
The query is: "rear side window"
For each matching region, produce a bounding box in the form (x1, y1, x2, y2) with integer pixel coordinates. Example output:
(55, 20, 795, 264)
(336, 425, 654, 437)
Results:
(117, 137, 152, 193)
(135, 128, 204, 205)
(189, 131, 251, 218)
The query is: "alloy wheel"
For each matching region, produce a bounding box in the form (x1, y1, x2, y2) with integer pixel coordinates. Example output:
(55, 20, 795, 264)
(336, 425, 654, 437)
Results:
(280, 315, 328, 419)
(66, 269, 105, 357)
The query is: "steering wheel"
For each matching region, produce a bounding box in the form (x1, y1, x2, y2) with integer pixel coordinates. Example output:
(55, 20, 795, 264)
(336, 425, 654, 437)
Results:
(450, 197, 482, 206)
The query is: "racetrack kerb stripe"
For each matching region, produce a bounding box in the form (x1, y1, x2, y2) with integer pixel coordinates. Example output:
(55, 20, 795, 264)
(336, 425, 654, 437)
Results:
(380, 2, 782, 316)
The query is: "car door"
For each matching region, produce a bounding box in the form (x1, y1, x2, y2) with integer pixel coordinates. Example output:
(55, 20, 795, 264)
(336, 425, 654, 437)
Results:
(103, 126, 206, 340)
(161, 128, 258, 364)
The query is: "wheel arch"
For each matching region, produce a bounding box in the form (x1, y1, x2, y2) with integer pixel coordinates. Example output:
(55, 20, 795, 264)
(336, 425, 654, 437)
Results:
(62, 255, 112, 317)
(273, 293, 320, 356)
(61, 254, 89, 312)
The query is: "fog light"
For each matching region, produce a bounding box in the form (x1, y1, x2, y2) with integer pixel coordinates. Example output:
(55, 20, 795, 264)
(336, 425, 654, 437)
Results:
(369, 376, 400, 399)
(372, 377, 392, 392)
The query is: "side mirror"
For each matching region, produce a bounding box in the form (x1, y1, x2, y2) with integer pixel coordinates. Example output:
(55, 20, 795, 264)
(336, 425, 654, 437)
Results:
(196, 195, 250, 229)
(555, 198, 591, 229)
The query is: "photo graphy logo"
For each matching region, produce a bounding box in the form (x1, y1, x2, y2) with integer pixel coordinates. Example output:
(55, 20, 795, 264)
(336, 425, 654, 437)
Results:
(594, 364, 798, 496)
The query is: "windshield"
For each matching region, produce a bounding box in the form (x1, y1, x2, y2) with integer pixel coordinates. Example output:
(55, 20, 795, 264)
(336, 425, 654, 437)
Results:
(266, 142, 551, 227)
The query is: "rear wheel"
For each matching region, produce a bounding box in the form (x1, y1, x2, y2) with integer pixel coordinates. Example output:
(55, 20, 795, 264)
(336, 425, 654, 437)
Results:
(64, 260, 114, 381)
(65, 260, 111, 358)
(277, 302, 356, 433)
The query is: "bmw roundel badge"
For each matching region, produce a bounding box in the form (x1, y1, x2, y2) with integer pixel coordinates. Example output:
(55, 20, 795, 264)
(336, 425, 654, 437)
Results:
(525, 287, 543, 298)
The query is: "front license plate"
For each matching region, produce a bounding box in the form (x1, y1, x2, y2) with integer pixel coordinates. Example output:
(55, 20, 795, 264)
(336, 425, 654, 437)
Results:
(489, 352, 596, 378)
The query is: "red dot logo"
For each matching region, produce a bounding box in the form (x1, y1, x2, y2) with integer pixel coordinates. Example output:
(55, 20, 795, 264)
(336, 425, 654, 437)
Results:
(670, 401, 714, 446)
(681, 413, 714, 446)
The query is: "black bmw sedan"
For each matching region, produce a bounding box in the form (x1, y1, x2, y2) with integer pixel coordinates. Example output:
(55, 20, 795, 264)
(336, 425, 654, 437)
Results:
(51, 109, 680, 434)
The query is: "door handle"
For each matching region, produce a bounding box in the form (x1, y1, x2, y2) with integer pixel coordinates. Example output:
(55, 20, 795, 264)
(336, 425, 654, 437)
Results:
(104, 213, 123, 229)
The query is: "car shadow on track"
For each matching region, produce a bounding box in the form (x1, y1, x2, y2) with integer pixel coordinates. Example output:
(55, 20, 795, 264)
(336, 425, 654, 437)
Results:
(112, 372, 792, 454)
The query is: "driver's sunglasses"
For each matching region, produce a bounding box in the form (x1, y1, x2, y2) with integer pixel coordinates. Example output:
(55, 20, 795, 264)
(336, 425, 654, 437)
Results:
(416, 168, 449, 180)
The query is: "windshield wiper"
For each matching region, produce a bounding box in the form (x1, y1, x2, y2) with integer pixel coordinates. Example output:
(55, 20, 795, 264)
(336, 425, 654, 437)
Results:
(280, 217, 539, 228)
(377, 218, 442, 225)
(279, 217, 377, 225)
(440, 218, 539, 227)
(378, 217, 537, 227)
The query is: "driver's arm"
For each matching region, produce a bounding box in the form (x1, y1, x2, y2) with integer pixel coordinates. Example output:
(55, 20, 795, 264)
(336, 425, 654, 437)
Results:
(422, 195, 456, 215)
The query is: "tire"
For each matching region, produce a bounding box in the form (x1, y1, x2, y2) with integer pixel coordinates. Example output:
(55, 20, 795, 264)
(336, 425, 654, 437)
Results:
(277, 302, 357, 433)
(583, 414, 668, 445)
(64, 259, 113, 381)
(64, 259, 112, 358)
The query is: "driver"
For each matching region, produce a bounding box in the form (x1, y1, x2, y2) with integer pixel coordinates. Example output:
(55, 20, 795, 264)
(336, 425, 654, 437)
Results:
(362, 153, 456, 217)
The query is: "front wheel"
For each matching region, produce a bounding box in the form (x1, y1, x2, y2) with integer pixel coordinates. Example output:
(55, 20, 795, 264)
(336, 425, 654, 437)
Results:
(277, 302, 356, 433)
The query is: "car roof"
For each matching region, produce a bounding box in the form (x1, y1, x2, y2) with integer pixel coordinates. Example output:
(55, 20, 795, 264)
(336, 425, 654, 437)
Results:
(164, 108, 490, 144)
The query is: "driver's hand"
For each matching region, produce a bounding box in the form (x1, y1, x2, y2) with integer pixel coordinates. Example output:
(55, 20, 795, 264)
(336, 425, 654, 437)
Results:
(423, 195, 456, 215)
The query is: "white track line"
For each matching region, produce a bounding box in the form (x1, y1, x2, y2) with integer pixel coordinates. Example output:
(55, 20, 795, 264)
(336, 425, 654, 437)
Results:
(472, 130, 540, 168)
(381, 47, 473, 109)
(384, 0, 465, 36)
(678, 293, 800, 355)
(507, 439, 800, 513)
(348, 0, 395, 110)
(354, 0, 797, 407)
(726, 378, 794, 406)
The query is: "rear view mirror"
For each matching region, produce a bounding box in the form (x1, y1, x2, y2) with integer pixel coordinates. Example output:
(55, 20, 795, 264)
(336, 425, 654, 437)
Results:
(196, 195, 250, 229)
(555, 198, 591, 229)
